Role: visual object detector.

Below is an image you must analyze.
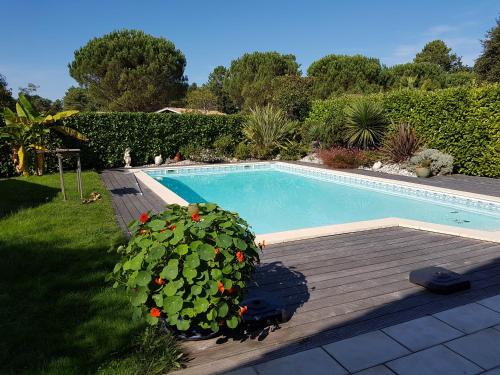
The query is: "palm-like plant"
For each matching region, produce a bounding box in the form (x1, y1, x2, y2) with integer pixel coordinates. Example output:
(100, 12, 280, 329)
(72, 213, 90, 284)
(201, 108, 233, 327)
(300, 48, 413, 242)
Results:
(1, 93, 86, 175)
(344, 100, 386, 149)
(243, 104, 292, 158)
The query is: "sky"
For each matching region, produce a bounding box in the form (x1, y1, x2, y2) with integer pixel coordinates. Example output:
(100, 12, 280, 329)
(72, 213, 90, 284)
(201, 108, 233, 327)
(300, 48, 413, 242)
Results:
(1, 0, 499, 100)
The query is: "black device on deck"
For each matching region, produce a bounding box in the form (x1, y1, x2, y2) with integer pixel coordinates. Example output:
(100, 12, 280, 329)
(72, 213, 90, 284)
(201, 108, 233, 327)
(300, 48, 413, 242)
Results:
(409, 266, 471, 294)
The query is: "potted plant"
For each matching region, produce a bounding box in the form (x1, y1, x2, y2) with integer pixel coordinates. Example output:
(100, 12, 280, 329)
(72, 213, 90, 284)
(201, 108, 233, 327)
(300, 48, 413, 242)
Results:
(109, 203, 261, 339)
(415, 159, 432, 178)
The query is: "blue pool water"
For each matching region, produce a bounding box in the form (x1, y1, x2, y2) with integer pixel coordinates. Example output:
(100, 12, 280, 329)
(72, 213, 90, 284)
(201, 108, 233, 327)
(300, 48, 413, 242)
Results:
(148, 166, 500, 234)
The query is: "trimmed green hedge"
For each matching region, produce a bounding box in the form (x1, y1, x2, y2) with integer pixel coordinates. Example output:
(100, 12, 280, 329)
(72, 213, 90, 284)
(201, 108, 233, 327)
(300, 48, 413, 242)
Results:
(0, 112, 245, 176)
(307, 84, 500, 177)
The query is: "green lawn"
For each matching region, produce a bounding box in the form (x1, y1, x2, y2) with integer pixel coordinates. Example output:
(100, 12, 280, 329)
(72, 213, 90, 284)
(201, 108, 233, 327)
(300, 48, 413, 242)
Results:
(0, 172, 179, 375)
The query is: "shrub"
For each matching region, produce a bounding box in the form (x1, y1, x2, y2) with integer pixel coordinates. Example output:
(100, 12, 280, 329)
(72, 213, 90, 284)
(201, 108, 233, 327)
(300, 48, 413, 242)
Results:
(319, 147, 366, 169)
(345, 99, 386, 149)
(57, 112, 244, 170)
(213, 134, 236, 158)
(243, 105, 292, 159)
(382, 122, 422, 162)
(234, 142, 252, 160)
(304, 96, 351, 147)
(408, 149, 454, 176)
(109, 203, 260, 334)
(279, 141, 309, 160)
(179, 144, 222, 163)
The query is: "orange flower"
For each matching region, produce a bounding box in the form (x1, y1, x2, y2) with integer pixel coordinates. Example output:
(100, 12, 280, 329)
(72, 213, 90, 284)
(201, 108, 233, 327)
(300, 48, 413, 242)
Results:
(139, 212, 149, 224)
(214, 247, 221, 255)
(239, 305, 248, 316)
(139, 229, 147, 235)
(160, 229, 166, 233)
(236, 251, 245, 263)
(154, 277, 165, 285)
(150, 307, 161, 318)
(191, 212, 200, 222)
(217, 281, 225, 293)
(169, 224, 176, 231)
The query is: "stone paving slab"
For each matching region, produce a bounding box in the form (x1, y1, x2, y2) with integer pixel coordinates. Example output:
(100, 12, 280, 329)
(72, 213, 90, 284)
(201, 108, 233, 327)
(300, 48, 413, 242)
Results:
(382, 316, 463, 351)
(353, 365, 396, 374)
(433, 303, 500, 333)
(323, 331, 410, 373)
(483, 367, 500, 374)
(445, 328, 500, 370)
(223, 367, 258, 375)
(254, 348, 347, 375)
(385, 345, 482, 375)
(478, 295, 500, 313)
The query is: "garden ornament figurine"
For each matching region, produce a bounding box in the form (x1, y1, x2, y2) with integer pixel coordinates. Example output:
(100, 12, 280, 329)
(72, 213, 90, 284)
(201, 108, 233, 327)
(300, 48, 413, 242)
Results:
(154, 154, 163, 166)
(124, 148, 132, 168)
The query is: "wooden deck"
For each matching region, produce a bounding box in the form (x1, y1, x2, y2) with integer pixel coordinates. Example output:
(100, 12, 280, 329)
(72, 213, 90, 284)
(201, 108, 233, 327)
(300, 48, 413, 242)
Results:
(100, 167, 500, 374)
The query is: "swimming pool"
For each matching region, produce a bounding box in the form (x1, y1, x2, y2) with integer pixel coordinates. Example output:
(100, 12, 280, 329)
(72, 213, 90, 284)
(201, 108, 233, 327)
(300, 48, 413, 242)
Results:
(143, 163, 500, 236)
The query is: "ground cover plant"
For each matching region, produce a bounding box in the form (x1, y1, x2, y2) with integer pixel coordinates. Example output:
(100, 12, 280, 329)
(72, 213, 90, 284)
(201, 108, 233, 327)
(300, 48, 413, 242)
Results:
(0, 172, 180, 375)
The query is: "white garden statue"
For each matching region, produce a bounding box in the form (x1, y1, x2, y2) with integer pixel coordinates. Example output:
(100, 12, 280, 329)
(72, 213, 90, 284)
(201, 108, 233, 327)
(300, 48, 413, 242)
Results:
(124, 148, 132, 168)
(372, 161, 382, 170)
(154, 154, 163, 166)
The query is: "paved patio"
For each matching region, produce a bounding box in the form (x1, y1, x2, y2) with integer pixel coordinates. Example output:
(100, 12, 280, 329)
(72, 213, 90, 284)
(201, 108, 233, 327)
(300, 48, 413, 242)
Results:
(226, 294, 500, 375)
(100, 166, 500, 374)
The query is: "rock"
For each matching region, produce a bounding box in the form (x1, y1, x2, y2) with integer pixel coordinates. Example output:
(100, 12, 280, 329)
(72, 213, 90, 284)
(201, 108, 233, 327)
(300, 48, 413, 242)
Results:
(299, 153, 323, 164)
(372, 161, 382, 170)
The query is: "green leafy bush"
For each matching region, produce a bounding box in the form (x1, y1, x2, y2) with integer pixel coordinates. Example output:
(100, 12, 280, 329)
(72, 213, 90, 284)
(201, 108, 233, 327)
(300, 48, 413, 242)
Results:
(213, 134, 236, 158)
(279, 140, 309, 160)
(109, 203, 260, 334)
(61, 112, 244, 169)
(382, 122, 422, 162)
(408, 149, 454, 176)
(234, 142, 252, 160)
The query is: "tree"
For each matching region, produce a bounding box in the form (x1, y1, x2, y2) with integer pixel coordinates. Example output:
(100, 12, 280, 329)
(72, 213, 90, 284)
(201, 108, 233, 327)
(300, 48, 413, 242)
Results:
(414, 40, 463, 72)
(382, 62, 445, 90)
(475, 18, 500, 82)
(224, 52, 300, 111)
(307, 54, 383, 99)
(69, 29, 188, 112)
(63, 86, 97, 111)
(0, 74, 15, 111)
(18, 83, 63, 114)
(206, 66, 236, 113)
(186, 87, 218, 112)
(269, 75, 313, 121)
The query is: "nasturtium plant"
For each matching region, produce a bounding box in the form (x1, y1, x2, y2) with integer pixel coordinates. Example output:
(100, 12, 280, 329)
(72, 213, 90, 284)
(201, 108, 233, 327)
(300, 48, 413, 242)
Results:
(109, 203, 261, 333)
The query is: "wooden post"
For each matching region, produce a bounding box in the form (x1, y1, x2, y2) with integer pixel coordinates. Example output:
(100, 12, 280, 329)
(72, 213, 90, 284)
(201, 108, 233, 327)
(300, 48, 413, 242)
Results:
(57, 153, 66, 201)
(76, 155, 83, 199)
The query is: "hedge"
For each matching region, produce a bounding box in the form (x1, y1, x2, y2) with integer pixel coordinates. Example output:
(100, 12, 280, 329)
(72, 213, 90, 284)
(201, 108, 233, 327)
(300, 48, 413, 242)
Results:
(0, 112, 245, 176)
(307, 84, 500, 177)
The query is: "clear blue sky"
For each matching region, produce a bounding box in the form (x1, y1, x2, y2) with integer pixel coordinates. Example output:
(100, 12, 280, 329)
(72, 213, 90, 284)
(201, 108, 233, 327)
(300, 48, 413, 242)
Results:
(1, 0, 499, 100)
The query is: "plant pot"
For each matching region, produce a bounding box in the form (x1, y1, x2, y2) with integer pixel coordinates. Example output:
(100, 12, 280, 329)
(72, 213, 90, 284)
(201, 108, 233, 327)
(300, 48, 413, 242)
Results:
(416, 166, 431, 178)
(160, 318, 219, 341)
(174, 152, 182, 162)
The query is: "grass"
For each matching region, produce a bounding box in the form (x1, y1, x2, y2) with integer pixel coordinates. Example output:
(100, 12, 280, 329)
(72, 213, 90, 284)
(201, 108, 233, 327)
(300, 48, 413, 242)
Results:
(0, 172, 180, 375)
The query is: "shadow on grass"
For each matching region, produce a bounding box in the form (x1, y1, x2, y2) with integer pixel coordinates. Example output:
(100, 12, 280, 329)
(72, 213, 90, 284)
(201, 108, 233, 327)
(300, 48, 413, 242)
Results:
(0, 238, 144, 375)
(0, 178, 60, 219)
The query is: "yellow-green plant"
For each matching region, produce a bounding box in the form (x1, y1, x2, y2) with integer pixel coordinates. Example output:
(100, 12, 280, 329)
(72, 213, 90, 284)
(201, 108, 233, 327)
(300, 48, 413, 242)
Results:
(1, 93, 86, 175)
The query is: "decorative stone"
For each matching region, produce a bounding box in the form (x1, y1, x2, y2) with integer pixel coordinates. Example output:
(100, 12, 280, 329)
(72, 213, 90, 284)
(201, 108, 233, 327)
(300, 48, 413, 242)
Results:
(372, 161, 382, 170)
(124, 147, 132, 168)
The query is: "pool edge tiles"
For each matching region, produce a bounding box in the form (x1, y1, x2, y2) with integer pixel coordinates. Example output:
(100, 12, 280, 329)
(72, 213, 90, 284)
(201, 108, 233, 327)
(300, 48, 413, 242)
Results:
(135, 162, 500, 244)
